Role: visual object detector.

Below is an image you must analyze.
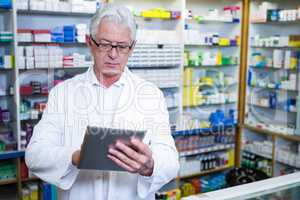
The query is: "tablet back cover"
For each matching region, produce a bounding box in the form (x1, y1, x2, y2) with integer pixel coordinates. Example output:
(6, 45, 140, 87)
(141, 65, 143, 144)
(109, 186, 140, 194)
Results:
(78, 126, 146, 171)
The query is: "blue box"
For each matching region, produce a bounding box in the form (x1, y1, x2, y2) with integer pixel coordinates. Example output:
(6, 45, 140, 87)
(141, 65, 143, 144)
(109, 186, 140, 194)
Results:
(0, 0, 12, 9)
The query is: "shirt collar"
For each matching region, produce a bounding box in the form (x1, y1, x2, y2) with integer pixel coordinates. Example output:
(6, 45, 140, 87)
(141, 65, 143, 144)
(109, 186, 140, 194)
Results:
(87, 66, 127, 88)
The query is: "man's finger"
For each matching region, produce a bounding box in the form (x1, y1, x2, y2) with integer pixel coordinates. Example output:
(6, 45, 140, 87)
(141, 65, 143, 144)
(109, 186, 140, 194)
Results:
(115, 141, 149, 165)
(108, 147, 141, 171)
(130, 138, 152, 156)
(107, 154, 135, 173)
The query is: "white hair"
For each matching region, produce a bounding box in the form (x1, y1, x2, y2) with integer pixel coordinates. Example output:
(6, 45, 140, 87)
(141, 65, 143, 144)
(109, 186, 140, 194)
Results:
(89, 3, 137, 41)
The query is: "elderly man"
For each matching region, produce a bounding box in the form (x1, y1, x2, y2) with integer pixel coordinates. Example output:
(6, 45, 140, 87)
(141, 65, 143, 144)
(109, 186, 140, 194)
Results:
(25, 3, 179, 200)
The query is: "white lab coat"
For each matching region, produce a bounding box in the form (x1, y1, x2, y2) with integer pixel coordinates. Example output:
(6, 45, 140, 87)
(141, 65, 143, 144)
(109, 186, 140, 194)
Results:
(25, 67, 179, 200)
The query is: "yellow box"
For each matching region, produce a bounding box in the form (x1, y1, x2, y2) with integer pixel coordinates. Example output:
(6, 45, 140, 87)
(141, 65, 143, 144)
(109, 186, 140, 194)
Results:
(159, 11, 171, 19)
(141, 9, 171, 19)
(30, 190, 38, 200)
(183, 68, 193, 86)
(183, 86, 204, 107)
(216, 51, 222, 65)
(291, 58, 297, 69)
(219, 38, 230, 46)
(228, 149, 235, 167)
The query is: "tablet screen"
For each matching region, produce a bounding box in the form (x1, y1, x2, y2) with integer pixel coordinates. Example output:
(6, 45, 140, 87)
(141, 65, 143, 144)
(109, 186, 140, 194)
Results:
(78, 126, 146, 171)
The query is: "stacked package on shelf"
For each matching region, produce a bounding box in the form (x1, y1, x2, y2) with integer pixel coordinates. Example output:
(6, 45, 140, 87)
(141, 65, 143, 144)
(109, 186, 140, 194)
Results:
(0, 162, 16, 181)
(0, 49, 13, 69)
(0, 31, 13, 42)
(18, 29, 33, 42)
(251, 2, 278, 22)
(72, 53, 86, 68)
(75, 24, 87, 43)
(0, 0, 12, 9)
(48, 45, 63, 68)
(184, 31, 240, 47)
(185, 49, 238, 67)
(0, 131, 17, 152)
(251, 2, 300, 22)
(186, 6, 240, 23)
(276, 145, 300, 168)
(17, 45, 63, 69)
(16, 0, 28, 10)
(19, 0, 98, 13)
(22, 183, 39, 200)
(33, 29, 51, 42)
(63, 53, 92, 68)
(34, 46, 49, 68)
(18, 25, 88, 44)
(128, 30, 181, 68)
(131, 68, 180, 88)
(20, 123, 33, 150)
(140, 8, 181, 19)
(136, 29, 180, 44)
(70, 0, 98, 13)
(63, 25, 76, 43)
(38, 182, 57, 200)
(51, 26, 64, 43)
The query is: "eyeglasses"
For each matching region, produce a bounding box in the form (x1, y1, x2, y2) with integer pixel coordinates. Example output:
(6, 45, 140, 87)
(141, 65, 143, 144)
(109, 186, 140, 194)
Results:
(90, 36, 135, 54)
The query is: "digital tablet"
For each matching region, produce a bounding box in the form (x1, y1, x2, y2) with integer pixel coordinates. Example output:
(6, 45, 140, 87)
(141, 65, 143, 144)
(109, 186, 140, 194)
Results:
(78, 126, 146, 171)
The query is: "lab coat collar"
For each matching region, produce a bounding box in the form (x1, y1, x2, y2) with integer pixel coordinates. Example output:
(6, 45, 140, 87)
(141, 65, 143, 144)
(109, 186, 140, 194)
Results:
(87, 66, 129, 88)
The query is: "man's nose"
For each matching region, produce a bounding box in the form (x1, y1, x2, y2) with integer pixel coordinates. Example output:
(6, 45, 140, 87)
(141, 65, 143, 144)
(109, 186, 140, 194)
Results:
(108, 47, 118, 59)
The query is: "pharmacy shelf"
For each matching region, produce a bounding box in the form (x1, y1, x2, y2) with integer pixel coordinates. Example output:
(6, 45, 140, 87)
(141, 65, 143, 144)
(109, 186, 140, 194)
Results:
(0, 40, 13, 44)
(134, 15, 180, 21)
(186, 82, 238, 89)
(172, 124, 237, 137)
(0, 68, 13, 71)
(128, 65, 180, 69)
(244, 124, 300, 143)
(0, 179, 17, 186)
(250, 46, 300, 49)
(0, 151, 25, 160)
(18, 41, 87, 46)
(276, 158, 300, 169)
(19, 66, 89, 71)
(179, 143, 235, 157)
(185, 19, 239, 24)
(0, 94, 13, 98)
(21, 177, 39, 183)
(185, 44, 238, 48)
(20, 93, 48, 97)
(157, 84, 179, 89)
(248, 85, 297, 92)
(17, 9, 93, 17)
(0, 8, 11, 12)
(167, 106, 179, 110)
(178, 165, 233, 179)
(185, 64, 237, 68)
(183, 101, 237, 108)
(251, 20, 300, 25)
(20, 117, 40, 122)
(243, 149, 273, 160)
(0, 177, 39, 186)
(248, 103, 297, 113)
(250, 66, 297, 71)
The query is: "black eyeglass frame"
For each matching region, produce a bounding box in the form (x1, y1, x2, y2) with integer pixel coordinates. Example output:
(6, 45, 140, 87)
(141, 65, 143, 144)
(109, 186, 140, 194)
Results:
(90, 35, 135, 54)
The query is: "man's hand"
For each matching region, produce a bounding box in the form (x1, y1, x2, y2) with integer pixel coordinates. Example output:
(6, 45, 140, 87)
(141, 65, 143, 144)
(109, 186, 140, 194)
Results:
(72, 150, 81, 167)
(108, 138, 154, 177)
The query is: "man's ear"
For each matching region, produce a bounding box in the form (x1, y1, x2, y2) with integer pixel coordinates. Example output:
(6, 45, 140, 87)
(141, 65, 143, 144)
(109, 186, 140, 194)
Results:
(86, 34, 92, 47)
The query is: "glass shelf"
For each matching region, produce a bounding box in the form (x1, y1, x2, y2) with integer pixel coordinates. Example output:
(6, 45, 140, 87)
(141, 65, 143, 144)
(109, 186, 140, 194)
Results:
(17, 9, 93, 17)
(18, 41, 87, 46)
(250, 65, 297, 71)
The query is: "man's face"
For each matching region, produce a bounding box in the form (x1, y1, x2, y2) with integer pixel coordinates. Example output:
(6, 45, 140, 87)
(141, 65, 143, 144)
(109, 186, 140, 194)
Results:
(89, 19, 134, 78)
